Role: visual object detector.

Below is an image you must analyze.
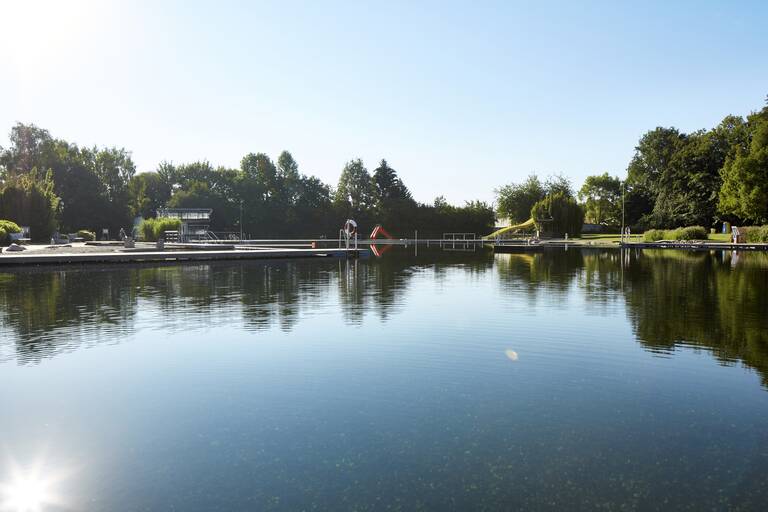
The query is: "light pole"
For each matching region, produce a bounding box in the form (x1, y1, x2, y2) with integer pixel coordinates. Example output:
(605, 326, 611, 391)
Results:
(621, 181, 625, 244)
(240, 200, 244, 241)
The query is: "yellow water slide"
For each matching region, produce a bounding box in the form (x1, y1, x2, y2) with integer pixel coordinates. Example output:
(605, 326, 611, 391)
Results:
(483, 218, 535, 239)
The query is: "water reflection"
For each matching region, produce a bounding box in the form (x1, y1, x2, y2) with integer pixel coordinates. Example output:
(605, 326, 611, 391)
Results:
(623, 250, 768, 386)
(1, 248, 768, 387)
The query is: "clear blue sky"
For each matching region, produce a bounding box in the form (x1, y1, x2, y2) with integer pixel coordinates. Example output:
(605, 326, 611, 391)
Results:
(1, 0, 766, 205)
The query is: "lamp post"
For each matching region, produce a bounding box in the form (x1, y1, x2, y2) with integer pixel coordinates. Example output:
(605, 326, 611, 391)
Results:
(621, 181, 625, 244)
(240, 200, 244, 241)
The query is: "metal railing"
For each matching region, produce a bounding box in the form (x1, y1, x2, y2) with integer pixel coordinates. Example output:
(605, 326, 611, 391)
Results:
(339, 229, 358, 249)
(442, 232, 477, 241)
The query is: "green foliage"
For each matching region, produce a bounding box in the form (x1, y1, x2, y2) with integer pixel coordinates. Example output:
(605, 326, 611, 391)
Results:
(496, 174, 574, 225)
(627, 126, 731, 228)
(544, 174, 573, 198)
(128, 172, 171, 218)
(643, 226, 708, 241)
(0, 123, 520, 239)
(718, 107, 768, 223)
(335, 159, 375, 216)
(0, 220, 21, 245)
(495, 175, 545, 224)
(0, 169, 59, 241)
(139, 218, 181, 241)
(578, 173, 621, 225)
(0, 123, 135, 233)
(643, 229, 665, 242)
(742, 226, 768, 243)
(0, 220, 22, 234)
(531, 192, 585, 236)
(77, 229, 96, 241)
(673, 226, 708, 240)
(627, 127, 684, 202)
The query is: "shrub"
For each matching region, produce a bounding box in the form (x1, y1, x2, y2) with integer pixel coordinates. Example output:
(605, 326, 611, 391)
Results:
(0, 170, 59, 242)
(77, 229, 96, 241)
(672, 226, 707, 241)
(643, 229, 665, 242)
(139, 218, 156, 241)
(643, 226, 708, 242)
(139, 218, 181, 241)
(744, 225, 768, 243)
(0, 220, 22, 245)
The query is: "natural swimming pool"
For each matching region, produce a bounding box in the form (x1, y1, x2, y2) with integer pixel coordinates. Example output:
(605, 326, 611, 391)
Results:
(1, 247, 767, 511)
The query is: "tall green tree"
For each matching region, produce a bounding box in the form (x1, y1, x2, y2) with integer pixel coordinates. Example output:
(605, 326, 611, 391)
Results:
(0, 123, 136, 233)
(625, 126, 727, 228)
(128, 172, 172, 218)
(495, 174, 546, 223)
(531, 192, 585, 236)
(372, 159, 412, 203)
(276, 151, 301, 205)
(718, 105, 768, 223)
(335, 159, 375, 217)
(578, 173, 621, 225)
(626, 127, 685, 199)
(544, 174, 573, 198)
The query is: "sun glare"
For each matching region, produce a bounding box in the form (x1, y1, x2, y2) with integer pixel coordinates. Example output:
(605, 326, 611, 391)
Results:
(1, 475, 48, 512)
(0, 459, 69, 512)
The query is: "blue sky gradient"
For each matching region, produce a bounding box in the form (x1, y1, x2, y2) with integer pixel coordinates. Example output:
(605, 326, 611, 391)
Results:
(1, 0, 766, 204)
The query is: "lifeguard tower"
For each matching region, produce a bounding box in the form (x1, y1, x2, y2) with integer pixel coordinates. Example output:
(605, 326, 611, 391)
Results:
(157, 208, 213, 242)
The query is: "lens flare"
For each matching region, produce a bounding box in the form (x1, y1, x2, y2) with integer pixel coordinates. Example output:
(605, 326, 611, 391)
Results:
(0, 458, 70, 512)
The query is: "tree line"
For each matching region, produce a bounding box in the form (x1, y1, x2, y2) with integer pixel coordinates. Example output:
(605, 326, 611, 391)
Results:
(496, 96, 768, 232)
(0, 124, 494, 241)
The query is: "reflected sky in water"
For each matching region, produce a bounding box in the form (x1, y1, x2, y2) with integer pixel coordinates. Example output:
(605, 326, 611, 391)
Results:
(1, 247, 768, 511)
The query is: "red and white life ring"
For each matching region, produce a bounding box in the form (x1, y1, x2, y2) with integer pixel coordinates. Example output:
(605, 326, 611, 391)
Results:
(343, 219, 358, 237)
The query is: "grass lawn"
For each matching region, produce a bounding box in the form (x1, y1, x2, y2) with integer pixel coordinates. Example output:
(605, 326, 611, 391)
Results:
(578, 234, 643, 243)
(707, 232, 730, 242)
(578, 232, 731, 243)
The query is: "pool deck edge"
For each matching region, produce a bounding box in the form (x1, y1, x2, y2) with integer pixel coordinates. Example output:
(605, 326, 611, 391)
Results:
(0, 247, 367, 267)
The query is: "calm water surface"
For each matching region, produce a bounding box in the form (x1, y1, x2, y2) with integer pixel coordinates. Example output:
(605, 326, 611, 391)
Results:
(1, 247, 768, 511)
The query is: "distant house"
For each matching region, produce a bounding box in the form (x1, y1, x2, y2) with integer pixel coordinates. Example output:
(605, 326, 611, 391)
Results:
(157, 208, 213, 241)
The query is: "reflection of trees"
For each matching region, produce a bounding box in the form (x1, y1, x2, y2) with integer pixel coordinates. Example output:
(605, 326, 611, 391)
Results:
(3, 248, 767, 385)
(494, 249, 586, 307)
(338, 247, 495, 322)
(494, 248, 768, 386)
(238, 260, 335, 332)
(623, 250, 768, 385)
(0, 268, 138, 364)
(0, 249, 494, 362)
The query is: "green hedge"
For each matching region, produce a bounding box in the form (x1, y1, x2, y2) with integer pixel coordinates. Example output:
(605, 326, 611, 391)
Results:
(643, 226, 708, 242)
(0, 220, 21, 245)
(139, 218, 181, 241)
(643, 229, 665, 242)
(673, 226, 708, 240)
(77, 229, 96, 241)
(742, 226, 768, 243)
